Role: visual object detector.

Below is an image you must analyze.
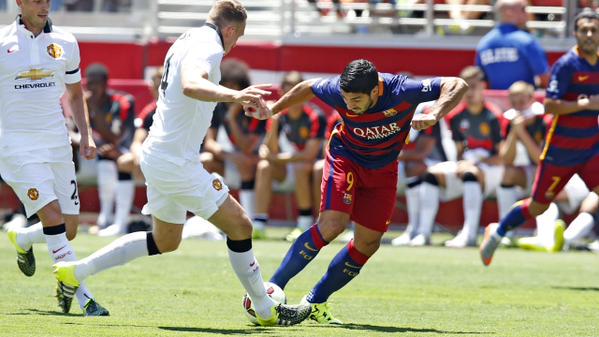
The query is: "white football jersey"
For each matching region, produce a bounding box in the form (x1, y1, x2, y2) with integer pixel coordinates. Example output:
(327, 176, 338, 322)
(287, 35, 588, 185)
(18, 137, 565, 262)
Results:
(0, 17, 81, 155)
(143, 26, 224, 165)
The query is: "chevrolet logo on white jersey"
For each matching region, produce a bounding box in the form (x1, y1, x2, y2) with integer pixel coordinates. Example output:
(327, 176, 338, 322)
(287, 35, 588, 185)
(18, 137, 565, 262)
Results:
(15, 68, 54, 81)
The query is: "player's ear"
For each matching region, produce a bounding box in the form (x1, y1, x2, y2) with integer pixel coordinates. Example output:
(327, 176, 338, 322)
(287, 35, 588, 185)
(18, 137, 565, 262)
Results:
(370, 86, 379, 98)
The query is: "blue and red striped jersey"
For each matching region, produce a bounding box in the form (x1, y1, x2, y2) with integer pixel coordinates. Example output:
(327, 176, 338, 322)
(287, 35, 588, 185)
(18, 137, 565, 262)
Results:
(543, 48, 599, 166)
(312, 73, 442, 169)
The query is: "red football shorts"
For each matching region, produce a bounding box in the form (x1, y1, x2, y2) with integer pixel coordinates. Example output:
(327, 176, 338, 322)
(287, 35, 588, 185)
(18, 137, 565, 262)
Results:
(531, 154, 599, 205)
(320, 151, 398, 232)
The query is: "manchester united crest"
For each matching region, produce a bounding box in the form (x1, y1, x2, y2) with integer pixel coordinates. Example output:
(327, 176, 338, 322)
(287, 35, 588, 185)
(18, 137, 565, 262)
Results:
(27, 188, 39, 201)
(212, 178, 223, 191)
(46, 43, 63, 59)
(479, 122, 490, 136)
(342, 192, 353, 205)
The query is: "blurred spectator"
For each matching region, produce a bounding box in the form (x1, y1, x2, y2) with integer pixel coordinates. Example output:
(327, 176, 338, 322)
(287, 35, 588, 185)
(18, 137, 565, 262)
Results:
(308, 0, 344, 18)
(65, 0, 93, 11)
(408, 66, 503, 247)
(564, 193, 599, 251)
(252, 71, 326, 241)
(85, 63, 136, 237)
(475, 0, 549, 89)
(117, 67, 163, 181)
(200, 59, 266, 235)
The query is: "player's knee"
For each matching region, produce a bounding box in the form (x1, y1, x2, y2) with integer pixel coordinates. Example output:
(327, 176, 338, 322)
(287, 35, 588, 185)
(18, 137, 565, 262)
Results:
(501, 166, 517, 185)
(256, 159, 271, 172)
(317, 220, 346, 241)
(462, 171, 479, 183)
(155, 236, 181, 253)
(422, 172, 439, 186)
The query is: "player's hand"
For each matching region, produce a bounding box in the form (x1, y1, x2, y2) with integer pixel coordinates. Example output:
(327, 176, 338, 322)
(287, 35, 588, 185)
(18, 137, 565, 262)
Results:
(587, 94, 599, 110)
(244, 98, 273, 120)
(98, 143, 121, 160)
(80, 135, 97, 160)
(233, 84, 271, 107)
(512, 115, 526, 132)
(411, 113, 438, 131)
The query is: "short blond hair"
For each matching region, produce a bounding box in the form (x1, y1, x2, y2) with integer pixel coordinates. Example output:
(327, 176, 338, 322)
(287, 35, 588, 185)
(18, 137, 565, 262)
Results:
(508, 81, 534, 97)
(208, 0, 247, 27)
(459, 66, 484, 82)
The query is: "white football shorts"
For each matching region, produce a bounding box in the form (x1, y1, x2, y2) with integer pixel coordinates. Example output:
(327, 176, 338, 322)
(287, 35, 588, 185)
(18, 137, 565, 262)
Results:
(140, 151, 229, 224)
(0, 146, 79, 217)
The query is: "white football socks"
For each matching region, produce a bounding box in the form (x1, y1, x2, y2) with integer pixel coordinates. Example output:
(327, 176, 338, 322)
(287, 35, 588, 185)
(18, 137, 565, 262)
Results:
(228, 249, 275, 320)
(45, 229, 94, 309)
(463, 181, 483, 242)
(113, 180, 135, 232)
(564, 212, 594, 244)
(97, 160, 118, 227)
(497, 185, 519, 220)
(74, 231, 150, 281)
(239, 190, 256, 220)
(405, 184, 420, 237)
(297, 215, 313, 231)
(15, 222, 44, 251)
(418, 182, 439, 237)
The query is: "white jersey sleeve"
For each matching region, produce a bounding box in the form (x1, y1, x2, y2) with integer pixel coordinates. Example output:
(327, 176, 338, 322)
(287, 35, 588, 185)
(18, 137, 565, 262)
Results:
(64, 37, 81, 84)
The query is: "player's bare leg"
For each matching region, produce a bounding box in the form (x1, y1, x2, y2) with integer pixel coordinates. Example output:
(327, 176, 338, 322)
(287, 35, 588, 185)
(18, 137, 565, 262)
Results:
(287, 163, 314, 241)
(252, 159, 286, 238)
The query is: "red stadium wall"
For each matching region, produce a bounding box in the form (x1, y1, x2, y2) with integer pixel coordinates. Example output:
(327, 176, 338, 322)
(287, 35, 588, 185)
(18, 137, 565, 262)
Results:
(80, 41, 567, 80)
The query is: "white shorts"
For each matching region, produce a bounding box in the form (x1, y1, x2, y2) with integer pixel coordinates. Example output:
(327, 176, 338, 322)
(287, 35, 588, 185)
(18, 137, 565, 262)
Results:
(0, 146, 79, 217)
(433, 161, 504, 201)
(140, 151, 230, 224)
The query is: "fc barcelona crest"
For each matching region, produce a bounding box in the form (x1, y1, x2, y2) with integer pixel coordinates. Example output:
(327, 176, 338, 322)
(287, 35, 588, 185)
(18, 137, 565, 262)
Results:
(46, 43, 63, 59)
(342, 193, 353, 205)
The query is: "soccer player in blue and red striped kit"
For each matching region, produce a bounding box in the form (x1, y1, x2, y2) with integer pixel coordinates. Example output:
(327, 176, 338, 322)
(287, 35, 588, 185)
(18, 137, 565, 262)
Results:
(480, 9, 599, 266)
(266, 59, 468, 323)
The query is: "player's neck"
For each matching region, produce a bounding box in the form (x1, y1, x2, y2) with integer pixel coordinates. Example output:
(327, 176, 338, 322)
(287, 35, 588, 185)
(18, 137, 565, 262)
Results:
(20, 16, 44, 37)
(575, 46, 598, 65)
(467, 102, 484, 115)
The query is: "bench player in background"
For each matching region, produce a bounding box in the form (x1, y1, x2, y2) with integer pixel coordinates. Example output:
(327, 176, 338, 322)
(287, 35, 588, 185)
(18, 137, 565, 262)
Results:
(3, 0, 108, 315)
(480, 9, 599, 266)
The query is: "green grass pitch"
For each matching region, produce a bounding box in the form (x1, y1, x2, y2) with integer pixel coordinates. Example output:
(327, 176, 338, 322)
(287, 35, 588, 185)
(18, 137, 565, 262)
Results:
(1, 230, 598, 337)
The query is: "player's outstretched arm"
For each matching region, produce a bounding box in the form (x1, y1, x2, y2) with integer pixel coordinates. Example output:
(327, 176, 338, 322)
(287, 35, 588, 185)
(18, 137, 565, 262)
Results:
(180, 62, 270, 108)
(544, 95, 599, 116)
(66, 82, 97, 160)
(271, 79, 318, 115)
(412, 77, 468, 131)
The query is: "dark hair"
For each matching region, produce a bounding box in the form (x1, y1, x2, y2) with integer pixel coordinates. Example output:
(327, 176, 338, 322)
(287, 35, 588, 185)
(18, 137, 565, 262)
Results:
(574, 8, 599, 31)
(339, 59, 378, 94)
(220, 59, 251, 89)
(85, 63, 109, 82)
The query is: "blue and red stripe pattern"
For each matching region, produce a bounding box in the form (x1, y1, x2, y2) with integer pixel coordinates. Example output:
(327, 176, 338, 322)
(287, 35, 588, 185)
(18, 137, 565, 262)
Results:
(312, 73, 442, 169)
(543, 49, 599, 166)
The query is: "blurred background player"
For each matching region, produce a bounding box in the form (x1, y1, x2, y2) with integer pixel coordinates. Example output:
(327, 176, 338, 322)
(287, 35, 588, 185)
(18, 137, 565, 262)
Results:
(410, 66, 503, 247)
(3, 0, 108, 315)
(498, 81, 589, 251)
(475, 0, 549, 89)
(201, 59, 266, 235)
(117, 67, 164, 182)
(480, 9, 599, 266)
(252, 71, 326, 241)
(391, 101, 456, 246)
(266, 59, 467, 323)
(85, 63, 136, 237)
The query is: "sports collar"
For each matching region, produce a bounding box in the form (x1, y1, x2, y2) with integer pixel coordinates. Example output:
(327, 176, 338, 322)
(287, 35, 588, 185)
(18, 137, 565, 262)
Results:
(204, 22, 224, 49)
(17, 14, 53, 34)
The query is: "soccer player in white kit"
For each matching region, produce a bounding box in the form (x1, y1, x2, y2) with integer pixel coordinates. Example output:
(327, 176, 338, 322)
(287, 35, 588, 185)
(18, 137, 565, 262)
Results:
(2, 0, 108, 316)
(54, 0, 311, 326)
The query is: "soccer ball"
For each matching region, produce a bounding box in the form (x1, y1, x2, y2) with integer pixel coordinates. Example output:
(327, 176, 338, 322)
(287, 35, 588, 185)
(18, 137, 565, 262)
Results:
(242, 281, 287, 325)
